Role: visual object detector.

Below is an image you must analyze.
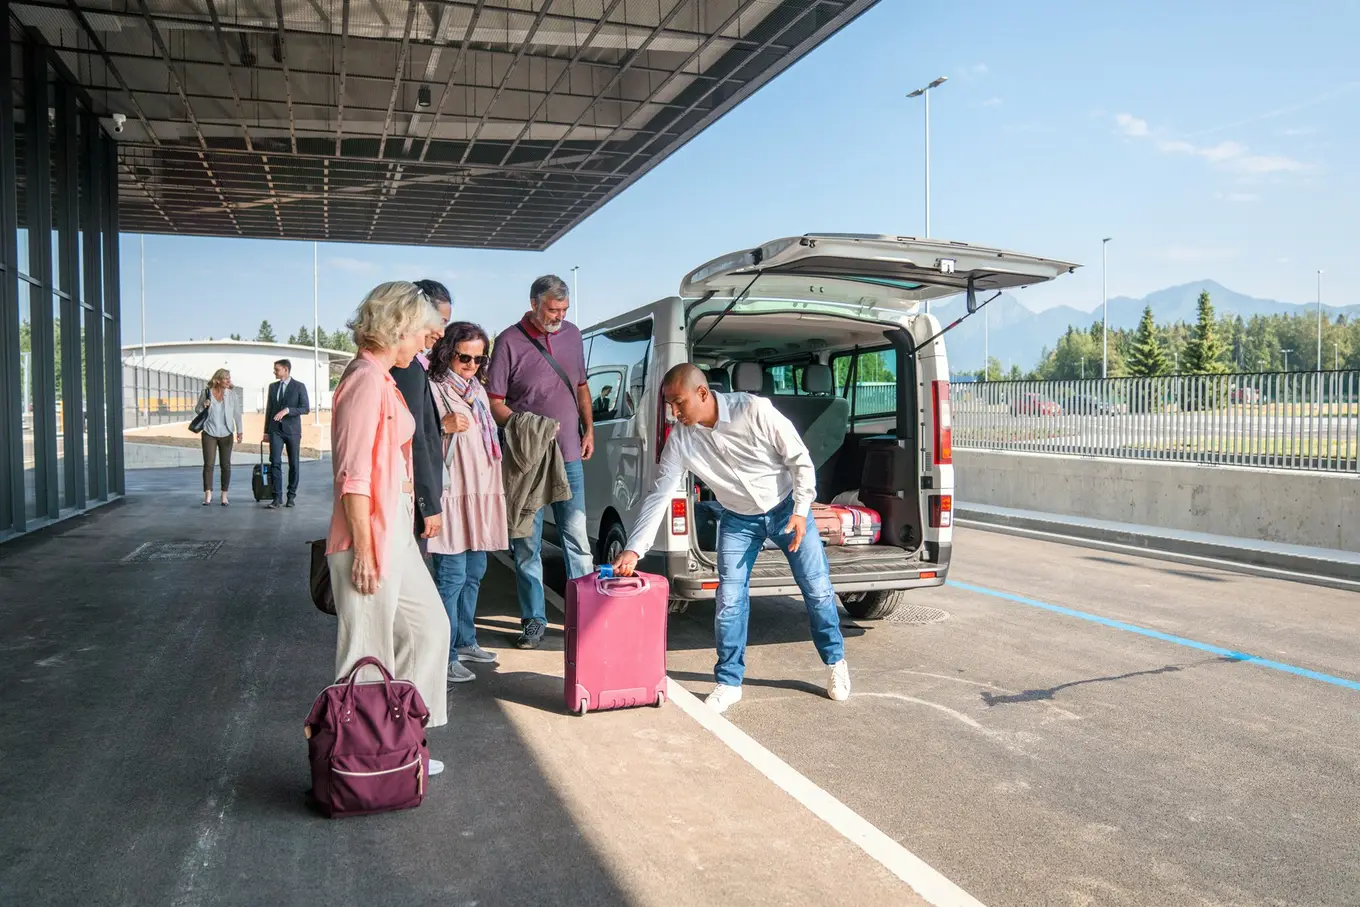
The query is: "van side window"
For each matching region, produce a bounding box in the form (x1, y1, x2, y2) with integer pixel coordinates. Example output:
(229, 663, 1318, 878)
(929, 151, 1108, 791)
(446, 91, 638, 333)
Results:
(833, 349, 897, 418)
(767, 364, 804, 395)
(586, 318, 652, 420)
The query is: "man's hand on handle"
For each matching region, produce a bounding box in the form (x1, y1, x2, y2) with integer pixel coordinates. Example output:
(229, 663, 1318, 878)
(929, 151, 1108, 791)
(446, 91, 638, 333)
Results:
(611, 550, 640, 577)
(783, 513, 807, 553)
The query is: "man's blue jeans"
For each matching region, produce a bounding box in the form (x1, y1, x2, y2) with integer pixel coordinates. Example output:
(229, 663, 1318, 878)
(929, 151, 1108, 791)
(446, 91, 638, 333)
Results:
(511, 458, 593, 626)
(714, 496, 844, 687)
(431, 550, 488, 655)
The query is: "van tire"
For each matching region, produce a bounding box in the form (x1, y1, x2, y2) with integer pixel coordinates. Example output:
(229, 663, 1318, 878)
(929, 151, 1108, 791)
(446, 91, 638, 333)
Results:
(840, 590, 903, 620)
(597, 520, 628, 569)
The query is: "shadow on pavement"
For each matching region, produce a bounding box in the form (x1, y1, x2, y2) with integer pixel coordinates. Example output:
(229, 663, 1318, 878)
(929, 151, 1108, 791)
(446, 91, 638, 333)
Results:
(0, 463, 635, 907)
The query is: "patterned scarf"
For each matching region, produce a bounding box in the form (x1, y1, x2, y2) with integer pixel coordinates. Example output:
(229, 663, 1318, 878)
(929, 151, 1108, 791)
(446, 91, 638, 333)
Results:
(444, 372, 501, 461)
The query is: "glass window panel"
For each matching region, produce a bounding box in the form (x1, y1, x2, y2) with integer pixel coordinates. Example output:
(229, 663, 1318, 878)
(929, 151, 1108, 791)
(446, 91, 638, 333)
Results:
(19, 291, 36, 520)
(585, 319, 651, 420)
(81, 308, 91, 490)
(52, 294, 65, 507)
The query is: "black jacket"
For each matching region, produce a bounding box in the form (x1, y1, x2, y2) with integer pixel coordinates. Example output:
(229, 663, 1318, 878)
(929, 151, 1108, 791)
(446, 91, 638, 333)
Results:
(264, 379, 310, 439)
(391, 361, 444, 532)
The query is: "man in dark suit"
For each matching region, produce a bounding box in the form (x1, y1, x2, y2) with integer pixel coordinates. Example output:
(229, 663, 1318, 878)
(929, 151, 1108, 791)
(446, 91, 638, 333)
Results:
(391, 280, 453, 547)
(262, 359, 310, 509)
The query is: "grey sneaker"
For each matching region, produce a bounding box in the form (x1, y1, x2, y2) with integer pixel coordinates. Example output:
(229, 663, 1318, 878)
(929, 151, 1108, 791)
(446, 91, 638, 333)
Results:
(446, 660, 475, 684)
(457, 644, 497, 664)
(516, 619, 546, 650)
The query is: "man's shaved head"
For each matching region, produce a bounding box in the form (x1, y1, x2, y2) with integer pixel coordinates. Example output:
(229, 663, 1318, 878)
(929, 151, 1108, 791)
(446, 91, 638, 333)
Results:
(663, 363, 708, 392)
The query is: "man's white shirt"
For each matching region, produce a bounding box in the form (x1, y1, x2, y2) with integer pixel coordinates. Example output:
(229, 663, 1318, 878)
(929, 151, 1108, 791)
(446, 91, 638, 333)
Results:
(626, 392, 816, 558)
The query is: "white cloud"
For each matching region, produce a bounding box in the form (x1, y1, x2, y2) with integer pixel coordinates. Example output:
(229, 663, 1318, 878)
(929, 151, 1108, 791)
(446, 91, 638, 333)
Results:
(1232, 154, 1305, 174)
(1219, 192, 1259, 203)
(981, 97, 1003, 107)
(1115, 113, 1150, 137)
(971, 63, 989, 76)
(327, 257, 379, 274)
(1155, 246, 1240, 264)
(1281, 127, 1316, 137)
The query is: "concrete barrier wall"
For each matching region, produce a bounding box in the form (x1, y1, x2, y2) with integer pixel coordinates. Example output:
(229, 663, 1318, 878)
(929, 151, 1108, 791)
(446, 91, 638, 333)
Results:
(954, 449, 1360, 553)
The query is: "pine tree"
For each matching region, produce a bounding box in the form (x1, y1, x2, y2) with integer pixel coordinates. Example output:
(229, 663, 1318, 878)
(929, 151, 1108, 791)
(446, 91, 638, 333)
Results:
(293, 325, 314, 346)
(1182, 290, 1229, 374)
(1126, 306, 1170, 377)
(255, 320, 277, 343)
(229, 332, 242, 341)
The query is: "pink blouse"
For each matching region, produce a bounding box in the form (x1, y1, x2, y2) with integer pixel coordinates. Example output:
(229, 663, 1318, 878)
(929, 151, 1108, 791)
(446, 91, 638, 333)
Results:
(426, 377, 509, 555)
(326, 352, 416, 579)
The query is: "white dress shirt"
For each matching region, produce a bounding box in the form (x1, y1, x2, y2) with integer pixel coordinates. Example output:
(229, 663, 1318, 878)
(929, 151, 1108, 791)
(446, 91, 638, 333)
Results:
(626, 392, 816, 558)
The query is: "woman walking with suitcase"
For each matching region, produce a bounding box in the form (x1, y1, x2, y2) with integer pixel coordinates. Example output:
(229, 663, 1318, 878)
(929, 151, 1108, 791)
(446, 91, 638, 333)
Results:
(425, 322, 508, 684)
(194, 369, 243, 506)
(326, 281, 452, 774)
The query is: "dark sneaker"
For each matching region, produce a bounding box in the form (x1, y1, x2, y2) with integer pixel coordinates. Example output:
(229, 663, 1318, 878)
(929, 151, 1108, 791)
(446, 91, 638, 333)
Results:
(266, 500, 283, 510)
(516, 619, 546, 650)
(286, 498, 296, 508)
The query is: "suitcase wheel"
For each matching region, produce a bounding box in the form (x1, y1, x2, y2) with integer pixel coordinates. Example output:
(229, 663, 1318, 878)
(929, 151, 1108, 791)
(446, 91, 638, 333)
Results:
(653, 691, 665, 708)
(576, 698, 589, 716)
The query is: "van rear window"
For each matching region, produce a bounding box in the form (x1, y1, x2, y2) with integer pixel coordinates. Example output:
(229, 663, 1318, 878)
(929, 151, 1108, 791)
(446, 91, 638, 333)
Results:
(832, 349, 897, 418)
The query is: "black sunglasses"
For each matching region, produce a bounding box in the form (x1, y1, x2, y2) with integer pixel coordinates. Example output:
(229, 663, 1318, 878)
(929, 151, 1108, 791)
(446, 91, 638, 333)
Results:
(455, 353, 488, 365)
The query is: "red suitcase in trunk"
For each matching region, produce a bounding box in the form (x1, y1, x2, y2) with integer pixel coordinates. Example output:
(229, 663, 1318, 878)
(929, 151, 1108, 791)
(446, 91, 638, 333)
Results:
(564, 567, 669, 715)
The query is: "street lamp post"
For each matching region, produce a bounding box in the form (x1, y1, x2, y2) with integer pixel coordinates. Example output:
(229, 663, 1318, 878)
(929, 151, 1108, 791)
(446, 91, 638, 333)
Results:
(313, 241, 320, 427)
(1281, 348, 1293, 372)
(908, 76, 947, 315)
(1101, 237, 1112, 378)
(1316, 269, 1324, 371)
(571, 265, 580, 324)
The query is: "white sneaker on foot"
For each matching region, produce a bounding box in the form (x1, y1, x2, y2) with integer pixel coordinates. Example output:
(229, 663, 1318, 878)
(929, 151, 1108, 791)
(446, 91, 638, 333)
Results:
(446, 661, 475, 683)
(705, 684, 743, 714)
(828, 660, 851, 701)
(427, 758, 444, 777)
(456, 644, 497, 664)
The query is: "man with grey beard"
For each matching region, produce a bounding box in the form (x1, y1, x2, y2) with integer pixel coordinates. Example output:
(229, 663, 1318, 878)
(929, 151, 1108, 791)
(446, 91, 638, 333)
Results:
(486, 275, 596, 649)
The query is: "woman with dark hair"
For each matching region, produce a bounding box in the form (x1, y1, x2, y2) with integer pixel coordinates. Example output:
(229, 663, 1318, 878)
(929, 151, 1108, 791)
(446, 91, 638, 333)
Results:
(426, 321, 507, 682)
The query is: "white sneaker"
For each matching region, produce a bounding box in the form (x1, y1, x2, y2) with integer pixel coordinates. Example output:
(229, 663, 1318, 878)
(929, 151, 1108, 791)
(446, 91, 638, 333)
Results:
(446, 661, 476, 684)
(705, 684, 743, 714)
(427, 758, 444, 777)
(828, 660, 851, 701)
(456, 644, 497, 664)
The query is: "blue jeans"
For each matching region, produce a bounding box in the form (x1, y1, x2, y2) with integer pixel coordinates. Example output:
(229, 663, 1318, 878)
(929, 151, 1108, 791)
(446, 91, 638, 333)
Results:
(431, 550, 488, 655)
(714, 496, 844, 687)
(511, 458, 593, 626)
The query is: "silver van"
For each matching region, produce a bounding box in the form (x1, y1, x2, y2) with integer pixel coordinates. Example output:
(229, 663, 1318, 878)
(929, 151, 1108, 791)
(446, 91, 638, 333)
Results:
(576, 235, 1077, 618)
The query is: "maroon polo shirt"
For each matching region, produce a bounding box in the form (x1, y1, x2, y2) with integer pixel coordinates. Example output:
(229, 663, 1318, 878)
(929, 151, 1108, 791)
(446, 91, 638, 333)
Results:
(487, 315, 588, 462)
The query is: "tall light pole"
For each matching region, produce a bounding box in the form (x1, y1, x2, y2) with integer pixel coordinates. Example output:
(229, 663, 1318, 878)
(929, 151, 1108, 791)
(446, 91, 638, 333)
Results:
(139, 234, 146, 362)
(313, 241, 321, 426)
(1101, 237, 1112, 378)
(1281, 348, 1293, 372)
(571, 265, 580, 324)
(908, 76, 947, 315)
(983, 304, 989, 380)
(1316, 269, 1324, 371)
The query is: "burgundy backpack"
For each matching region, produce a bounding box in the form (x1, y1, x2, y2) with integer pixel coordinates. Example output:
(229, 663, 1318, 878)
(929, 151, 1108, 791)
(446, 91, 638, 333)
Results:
(304, 656, 431, 818)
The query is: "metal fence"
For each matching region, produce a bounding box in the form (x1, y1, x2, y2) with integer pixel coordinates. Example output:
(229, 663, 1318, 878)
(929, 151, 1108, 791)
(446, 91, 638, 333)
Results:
(952, 370, 1360, 473)
(122, 363, 243, 430)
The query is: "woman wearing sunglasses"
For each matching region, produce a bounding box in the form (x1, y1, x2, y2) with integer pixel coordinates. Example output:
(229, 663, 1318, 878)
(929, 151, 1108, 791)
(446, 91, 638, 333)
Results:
(426, 322, 508, 683)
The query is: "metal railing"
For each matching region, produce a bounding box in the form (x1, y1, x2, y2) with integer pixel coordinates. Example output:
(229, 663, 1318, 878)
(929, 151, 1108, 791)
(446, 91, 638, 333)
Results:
(122, 363, 243, 430)
(952, 371, 1360, 473)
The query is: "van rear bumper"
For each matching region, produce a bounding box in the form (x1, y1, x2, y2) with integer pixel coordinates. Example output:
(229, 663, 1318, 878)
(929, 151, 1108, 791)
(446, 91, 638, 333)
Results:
(664, 544, 952, 601)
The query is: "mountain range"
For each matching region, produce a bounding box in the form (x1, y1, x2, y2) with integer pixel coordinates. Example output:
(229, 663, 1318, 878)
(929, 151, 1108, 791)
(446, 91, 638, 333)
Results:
(933, 280, 1360, 373)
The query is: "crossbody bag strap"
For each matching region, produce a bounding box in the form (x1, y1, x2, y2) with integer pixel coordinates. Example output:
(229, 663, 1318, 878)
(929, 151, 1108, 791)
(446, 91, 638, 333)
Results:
(515, 323, 576, 398)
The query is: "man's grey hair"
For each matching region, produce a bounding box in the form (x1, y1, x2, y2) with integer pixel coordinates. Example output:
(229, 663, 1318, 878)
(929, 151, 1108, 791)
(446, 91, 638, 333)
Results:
(530, 274, 570, 305)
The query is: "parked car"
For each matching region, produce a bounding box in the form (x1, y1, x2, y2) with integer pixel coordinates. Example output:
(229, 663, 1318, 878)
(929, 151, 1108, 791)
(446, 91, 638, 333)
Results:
(1229, 386, 1261, 404)
(1011, 392, 1063, 416)
(1058, 392, 1122, 415)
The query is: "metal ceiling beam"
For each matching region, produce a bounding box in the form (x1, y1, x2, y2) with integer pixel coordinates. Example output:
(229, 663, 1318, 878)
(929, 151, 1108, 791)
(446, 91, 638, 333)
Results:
(375, 0, 419, 159)
(458, 0, 557, 165)
(133, 0, 242, 233)
(416, 0, 487, 163)
(274, 0, 299, 153)
(334, 0, 351, 156)
(63, 0, 161, 146)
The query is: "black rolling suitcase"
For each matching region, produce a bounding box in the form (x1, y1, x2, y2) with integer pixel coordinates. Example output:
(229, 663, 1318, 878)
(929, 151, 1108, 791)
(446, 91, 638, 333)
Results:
(252, 443, 272, 502)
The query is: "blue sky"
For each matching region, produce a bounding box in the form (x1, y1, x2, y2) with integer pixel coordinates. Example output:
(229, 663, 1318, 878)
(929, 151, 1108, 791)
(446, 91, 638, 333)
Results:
(121, 0, 1359, 346)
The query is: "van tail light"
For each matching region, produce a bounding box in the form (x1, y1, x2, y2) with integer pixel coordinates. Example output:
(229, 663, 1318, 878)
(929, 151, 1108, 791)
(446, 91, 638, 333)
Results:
(929, 494, 952, 529)
(670, 498, 688, 535)
(932, 380, 952, 465)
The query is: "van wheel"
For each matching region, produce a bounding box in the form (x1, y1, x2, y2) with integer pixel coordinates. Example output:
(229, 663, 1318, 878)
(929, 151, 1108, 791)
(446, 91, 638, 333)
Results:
(840, 590, 903, 620)
(598, 521, 628, 567)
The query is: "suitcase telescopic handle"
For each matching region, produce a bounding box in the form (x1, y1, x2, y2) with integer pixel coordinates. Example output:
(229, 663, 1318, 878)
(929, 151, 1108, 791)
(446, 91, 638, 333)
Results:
(594, 566, 650, 596)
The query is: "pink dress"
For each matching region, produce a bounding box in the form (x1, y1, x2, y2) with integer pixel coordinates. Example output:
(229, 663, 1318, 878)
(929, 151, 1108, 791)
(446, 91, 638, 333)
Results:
(427, 377, 509, 555)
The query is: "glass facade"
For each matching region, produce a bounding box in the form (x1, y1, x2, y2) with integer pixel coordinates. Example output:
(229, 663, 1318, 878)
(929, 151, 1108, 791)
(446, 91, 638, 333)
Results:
(2, 8, 123, 541)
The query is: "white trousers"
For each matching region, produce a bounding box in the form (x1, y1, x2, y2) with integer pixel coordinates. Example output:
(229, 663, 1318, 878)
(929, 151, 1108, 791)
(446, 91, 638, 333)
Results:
(329, 493, 450, 728)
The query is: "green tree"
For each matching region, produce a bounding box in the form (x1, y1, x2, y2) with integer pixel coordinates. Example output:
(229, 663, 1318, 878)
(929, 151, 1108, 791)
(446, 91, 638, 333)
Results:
(229, 332, 242, 341)
(1126, 306, 1170, 377)
(255, 320, 277, 343)
(289, 325, 314, 346)
(1182, 290, 1230, 374)
(325, 327, 357, 353)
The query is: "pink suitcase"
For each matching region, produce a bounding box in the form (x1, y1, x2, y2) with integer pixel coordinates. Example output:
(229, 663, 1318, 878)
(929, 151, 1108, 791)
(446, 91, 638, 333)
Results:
(564, 566, 669, 715)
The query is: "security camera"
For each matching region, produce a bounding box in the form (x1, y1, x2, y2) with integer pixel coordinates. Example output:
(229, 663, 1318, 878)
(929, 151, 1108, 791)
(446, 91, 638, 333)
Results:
(112, 113, 126, 134)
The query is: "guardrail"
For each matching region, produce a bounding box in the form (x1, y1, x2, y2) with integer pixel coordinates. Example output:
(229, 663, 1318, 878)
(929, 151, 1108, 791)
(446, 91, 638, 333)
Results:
(952, 371, 1360, 473)
(122, 363, 243, 430)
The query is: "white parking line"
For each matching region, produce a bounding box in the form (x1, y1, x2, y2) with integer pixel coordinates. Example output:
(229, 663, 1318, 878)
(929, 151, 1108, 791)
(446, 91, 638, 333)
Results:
(490, 549, 987, 907)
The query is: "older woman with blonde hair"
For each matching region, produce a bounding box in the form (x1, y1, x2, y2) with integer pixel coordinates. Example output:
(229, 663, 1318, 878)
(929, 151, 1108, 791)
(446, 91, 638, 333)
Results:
(326, 281, 452, 774)
(195, 368, 243, 506)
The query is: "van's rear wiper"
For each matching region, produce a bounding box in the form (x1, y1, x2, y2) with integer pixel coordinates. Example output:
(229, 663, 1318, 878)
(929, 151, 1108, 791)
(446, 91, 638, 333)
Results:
(691, 270, 764, 348)
(911, 276, 1000, 354)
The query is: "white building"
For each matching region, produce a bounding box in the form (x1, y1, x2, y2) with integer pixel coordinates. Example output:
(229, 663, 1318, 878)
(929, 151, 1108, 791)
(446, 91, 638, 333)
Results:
(121, 340, 353, 412)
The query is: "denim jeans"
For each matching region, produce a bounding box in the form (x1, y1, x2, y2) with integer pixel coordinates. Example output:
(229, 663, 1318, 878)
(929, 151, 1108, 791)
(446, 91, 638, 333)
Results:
(431, 550, 488, 655)
(714, 495, 844, 687)
(511, 458, 593, 626)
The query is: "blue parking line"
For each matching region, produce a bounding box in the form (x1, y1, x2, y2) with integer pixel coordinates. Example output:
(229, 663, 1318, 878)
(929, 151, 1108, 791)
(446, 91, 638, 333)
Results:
(946, 580, 1360, 693)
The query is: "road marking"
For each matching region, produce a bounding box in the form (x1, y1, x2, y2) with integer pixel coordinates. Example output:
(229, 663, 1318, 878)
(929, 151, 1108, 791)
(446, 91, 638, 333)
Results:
(948, 580, 1360, 693)
(490, 550, 987, 907)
